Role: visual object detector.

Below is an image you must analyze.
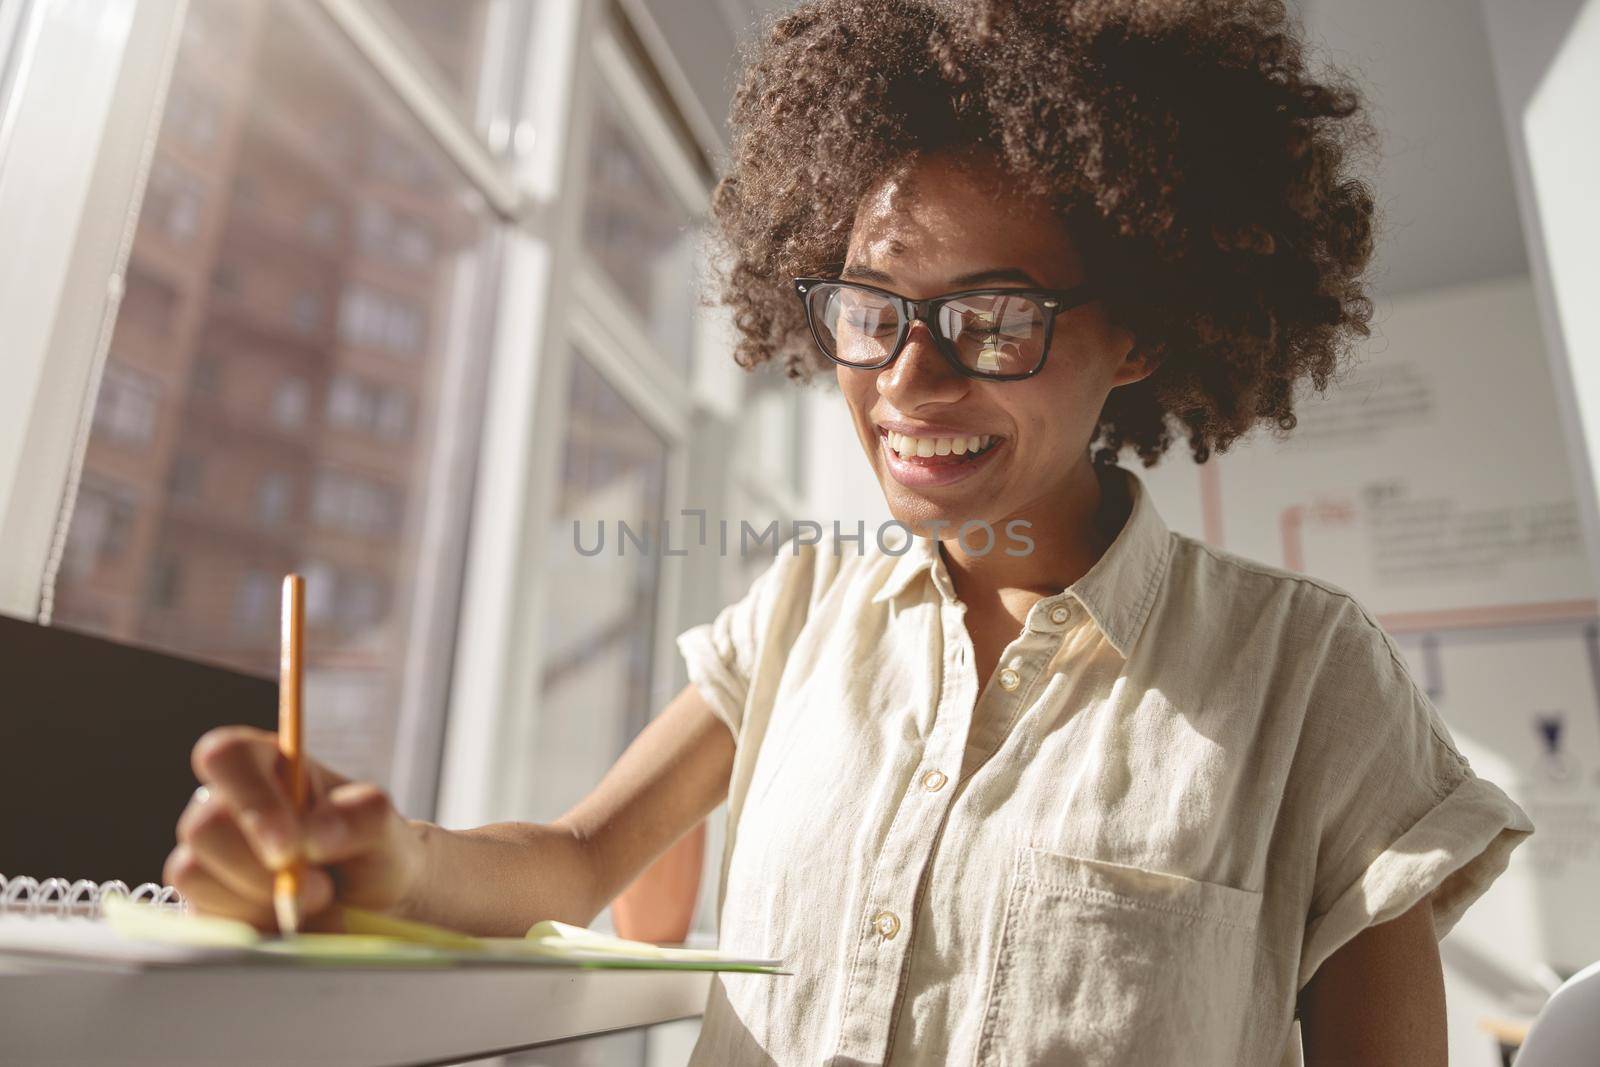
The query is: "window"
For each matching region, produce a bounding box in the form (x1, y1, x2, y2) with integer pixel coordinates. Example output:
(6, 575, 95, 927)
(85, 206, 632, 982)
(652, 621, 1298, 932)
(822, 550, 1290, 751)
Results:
(326, 374, 368, 429)
(728, 385, 807, 588)
(312, 468, 401, 538)
(378, 1, 497, 99)
(256, 471, 294, 526)
(181, 0, 248, 66)
(46, 0, 499, 791)
(304, 668, 389, 782)
(232, 569, 277, 636)
(375, 390, 413, 440)
(164, 80, 220, 153)
(60, 481, 138, 582)
(302, 558, 339, 625)
(339, 283, 424, 356)
(211, 263, 240, 296)
(327, 373, 415, 441)
(583, 82, 699, 374)
(0, 1, 34, 125)
(357, 202, 435, 268)
(271, 377, 311, 429)
(305, 203, 341, 247)
(192, 354, 222, 396)
(91, 364, 161, 447)
(343, 572, 388, 629)
(168, 453, 205, 502)
(147, 554, 184, 611)
(8, 1, 783, 1055)
(366, 131, 444, 196)
(122, 266, 180, 337)
(529, 354, 668, 819)
(296, 559, 389, 636)
(145, 160, 205, 244)
(291, 290, 324, 336)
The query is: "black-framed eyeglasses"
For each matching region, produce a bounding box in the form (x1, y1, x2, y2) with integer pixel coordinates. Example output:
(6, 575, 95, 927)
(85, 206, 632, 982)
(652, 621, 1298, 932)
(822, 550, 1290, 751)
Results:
(793, 277, 1097, 381)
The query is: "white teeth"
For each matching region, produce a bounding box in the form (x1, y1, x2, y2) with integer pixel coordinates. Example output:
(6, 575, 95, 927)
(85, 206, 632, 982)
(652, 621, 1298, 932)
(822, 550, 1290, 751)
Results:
(884, 431, 998, 459)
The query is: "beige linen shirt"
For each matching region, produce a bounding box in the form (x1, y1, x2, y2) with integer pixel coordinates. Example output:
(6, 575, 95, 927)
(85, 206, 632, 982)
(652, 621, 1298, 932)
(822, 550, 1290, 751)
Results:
(676, 465, 1533, 1066)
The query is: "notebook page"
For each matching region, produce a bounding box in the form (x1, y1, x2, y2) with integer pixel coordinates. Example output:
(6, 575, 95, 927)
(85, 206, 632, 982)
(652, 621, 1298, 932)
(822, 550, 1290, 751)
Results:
(73, 898, 788, 972)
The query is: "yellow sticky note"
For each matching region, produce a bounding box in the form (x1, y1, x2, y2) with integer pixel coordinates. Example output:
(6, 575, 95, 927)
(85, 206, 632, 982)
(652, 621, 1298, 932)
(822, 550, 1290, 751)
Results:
(339, 906, 484, 949)
(103, 895, 260, 947)
(524, 920, 670, 957)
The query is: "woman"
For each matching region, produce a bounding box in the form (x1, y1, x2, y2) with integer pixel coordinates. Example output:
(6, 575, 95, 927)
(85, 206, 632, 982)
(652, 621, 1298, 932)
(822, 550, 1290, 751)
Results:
(169, 1, 1534, 1063)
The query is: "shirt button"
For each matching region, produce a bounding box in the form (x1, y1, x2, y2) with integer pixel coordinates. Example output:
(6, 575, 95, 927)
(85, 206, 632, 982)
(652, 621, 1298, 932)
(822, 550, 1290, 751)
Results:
(998, 667, 1021, 691)
(1050, 605, 1070, 624)
(872, 910, 900, 940)
(921, 769, 948, 792)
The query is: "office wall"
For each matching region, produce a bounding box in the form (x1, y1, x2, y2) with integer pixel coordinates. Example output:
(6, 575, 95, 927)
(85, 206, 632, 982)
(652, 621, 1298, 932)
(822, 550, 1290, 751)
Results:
(1478, 0, 1600, 582)
(1522, 1, 1600, 591)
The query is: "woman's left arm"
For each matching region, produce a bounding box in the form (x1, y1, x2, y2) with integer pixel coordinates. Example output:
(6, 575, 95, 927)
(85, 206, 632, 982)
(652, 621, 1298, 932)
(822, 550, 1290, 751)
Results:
(1297, 894, 1447, 1065)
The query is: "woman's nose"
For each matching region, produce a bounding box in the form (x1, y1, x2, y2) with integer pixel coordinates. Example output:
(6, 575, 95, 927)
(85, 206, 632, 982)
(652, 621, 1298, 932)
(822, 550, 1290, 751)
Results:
(877, 320, 967, 406)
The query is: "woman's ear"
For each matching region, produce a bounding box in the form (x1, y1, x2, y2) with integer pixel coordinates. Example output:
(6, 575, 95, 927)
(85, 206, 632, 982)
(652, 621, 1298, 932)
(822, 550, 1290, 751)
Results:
(1108, 330, 1157, 388)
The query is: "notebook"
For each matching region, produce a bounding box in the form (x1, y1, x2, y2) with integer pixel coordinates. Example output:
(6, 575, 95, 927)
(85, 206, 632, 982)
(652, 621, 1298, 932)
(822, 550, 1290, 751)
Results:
(0, 873, 787, 974)
(0, 874, 183, 918)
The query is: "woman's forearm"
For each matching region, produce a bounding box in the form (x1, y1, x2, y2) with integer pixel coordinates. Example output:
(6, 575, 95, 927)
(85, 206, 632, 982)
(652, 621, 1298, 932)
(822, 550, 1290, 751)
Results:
(611, 821, 707, 942)
(394, 683, 734, 938)
(398, 819, 607, 936)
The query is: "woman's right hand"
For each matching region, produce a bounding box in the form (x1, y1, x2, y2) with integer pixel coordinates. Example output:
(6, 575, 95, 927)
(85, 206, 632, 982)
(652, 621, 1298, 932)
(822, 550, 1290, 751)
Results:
(165, 725, 427, 930)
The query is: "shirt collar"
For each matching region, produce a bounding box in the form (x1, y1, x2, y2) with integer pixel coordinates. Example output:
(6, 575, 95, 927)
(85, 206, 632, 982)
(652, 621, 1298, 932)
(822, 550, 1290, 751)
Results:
(870, 465, 1174, 659)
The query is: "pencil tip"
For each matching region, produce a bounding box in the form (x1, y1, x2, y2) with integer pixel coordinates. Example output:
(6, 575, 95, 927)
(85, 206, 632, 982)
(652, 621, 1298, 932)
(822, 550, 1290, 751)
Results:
(275, 892, 301, 936)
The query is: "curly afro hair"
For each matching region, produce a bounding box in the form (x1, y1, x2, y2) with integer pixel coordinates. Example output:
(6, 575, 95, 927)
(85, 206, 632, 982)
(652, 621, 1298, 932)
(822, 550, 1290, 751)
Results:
(709, 0, 1377, 465)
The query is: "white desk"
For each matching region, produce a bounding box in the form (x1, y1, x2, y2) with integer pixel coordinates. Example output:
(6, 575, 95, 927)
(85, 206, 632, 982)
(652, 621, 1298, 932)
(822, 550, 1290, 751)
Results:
(0, 957, 712, 1065)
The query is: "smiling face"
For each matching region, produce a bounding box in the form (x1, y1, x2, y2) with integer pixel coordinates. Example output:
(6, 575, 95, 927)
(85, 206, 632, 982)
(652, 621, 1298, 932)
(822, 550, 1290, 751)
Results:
(835, 150, 1147, 538)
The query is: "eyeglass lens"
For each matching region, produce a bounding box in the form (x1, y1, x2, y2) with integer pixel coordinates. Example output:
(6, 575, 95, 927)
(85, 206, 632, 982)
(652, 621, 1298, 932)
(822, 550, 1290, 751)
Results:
(808, 284, 1048, 376)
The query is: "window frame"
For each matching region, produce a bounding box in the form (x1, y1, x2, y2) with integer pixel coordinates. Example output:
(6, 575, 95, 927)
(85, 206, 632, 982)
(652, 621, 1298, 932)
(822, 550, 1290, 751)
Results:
(0, 0, 532, 816)
(0, 0, 187, 620)
(0, 3, 796, 966)
(0, 0, 39, 153)
(438, 7, 725, 827)
(581, 22, 725, 734)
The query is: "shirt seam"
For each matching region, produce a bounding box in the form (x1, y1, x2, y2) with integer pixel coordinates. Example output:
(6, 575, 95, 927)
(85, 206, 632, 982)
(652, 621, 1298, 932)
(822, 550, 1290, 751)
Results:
(1298, 766, 1493, 974)
(1016, 878, 1261, 932)
(1184, 536, 1468, 779)
(1124, 529, 1175, 654)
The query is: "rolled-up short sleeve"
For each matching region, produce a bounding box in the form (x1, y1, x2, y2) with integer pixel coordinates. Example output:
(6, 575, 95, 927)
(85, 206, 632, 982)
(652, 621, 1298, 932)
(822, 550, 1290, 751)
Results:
(1295, 606, 1534, 989)
(676, 620, 748, 739)
(675, 541, 827, 742)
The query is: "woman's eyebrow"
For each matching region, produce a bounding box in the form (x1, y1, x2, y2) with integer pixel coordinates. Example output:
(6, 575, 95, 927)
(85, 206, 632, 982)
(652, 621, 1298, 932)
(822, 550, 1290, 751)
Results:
(948, 266, 1043, 287)
(840, 263, 894, 283)
(839, 264, 1044, 288)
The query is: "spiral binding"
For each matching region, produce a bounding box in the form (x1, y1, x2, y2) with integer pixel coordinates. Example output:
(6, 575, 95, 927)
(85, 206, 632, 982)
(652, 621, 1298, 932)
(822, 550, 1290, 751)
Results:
(0, 874, 185, 919)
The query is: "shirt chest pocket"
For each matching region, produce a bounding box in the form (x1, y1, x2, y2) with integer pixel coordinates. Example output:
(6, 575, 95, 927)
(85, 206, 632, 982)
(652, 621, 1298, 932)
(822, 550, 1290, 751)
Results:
(974, 846, 1262, 1067)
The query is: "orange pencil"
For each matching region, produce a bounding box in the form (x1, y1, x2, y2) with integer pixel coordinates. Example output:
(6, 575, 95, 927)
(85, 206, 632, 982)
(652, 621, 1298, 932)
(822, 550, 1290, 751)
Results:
(274, 573, 307, 935)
